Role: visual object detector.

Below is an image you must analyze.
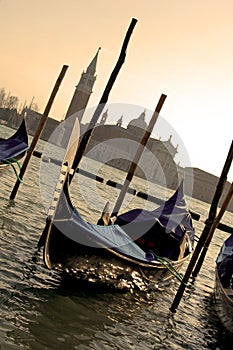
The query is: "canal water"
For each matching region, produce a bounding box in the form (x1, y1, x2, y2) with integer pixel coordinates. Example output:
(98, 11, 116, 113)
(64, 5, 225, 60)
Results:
(0, 125, 233, 349)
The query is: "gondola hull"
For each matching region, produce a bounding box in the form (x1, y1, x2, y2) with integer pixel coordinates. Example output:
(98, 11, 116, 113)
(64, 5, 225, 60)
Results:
(40, 154, 194, 292)
(44, 218, 190, 291)
(0, 119, 29, 168)
(214, 267, 233, 332)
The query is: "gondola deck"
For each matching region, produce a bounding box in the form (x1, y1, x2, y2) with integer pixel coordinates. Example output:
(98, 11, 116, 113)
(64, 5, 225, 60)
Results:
(40, 161, 194, 291)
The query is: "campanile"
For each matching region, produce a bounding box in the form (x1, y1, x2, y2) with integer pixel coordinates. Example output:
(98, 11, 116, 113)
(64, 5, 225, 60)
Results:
(65, 48, 100, 122)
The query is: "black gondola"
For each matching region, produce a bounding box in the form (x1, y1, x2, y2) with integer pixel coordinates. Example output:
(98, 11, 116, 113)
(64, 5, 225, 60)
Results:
(214, 233, 233, 332)
(0, 119, 29, 169)
(39, 151, 195, 291)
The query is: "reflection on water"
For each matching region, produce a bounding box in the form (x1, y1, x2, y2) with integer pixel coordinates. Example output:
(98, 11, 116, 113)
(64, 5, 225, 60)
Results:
(0, 126, 233, 349)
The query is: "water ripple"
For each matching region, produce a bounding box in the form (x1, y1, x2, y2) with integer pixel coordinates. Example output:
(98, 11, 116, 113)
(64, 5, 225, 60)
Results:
(0, 143, 233, 349)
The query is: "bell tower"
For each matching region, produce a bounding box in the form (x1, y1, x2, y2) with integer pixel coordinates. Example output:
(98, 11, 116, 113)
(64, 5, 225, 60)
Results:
(99, 109, 108, 125)
(65, 48, 101, 122)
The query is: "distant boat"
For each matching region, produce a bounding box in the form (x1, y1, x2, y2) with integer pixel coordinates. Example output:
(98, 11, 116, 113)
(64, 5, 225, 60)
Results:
(0, 119, 29, 169)
(214, 233, 233, 332)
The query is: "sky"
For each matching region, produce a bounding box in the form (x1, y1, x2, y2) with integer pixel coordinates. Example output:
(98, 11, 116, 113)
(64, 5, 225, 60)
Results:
(1, 0, 232, 182)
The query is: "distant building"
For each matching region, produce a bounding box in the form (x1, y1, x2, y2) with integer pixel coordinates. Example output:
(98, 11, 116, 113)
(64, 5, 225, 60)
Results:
(0, 108, 21, 128)
(0, 48, 232, 212)
(83, 109, 233, 211)
(24, 109, 60, 141)
(181, 167, 233, 211)
(85, 109, 179, 189)
(9, 49, 101, 145)
(64, 48, 100, 122)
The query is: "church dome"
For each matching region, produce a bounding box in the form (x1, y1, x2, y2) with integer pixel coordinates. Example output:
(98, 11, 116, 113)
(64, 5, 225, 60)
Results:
(127, 109, 147, 131)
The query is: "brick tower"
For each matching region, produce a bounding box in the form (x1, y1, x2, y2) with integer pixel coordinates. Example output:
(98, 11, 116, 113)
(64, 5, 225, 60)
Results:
(65, 48, 101, 122)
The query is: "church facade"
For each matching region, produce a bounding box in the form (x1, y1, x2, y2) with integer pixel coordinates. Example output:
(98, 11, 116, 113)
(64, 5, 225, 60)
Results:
(84, 109, 180, 189)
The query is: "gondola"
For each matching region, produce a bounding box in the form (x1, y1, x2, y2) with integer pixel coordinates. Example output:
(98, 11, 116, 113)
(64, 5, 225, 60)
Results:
(40, 154, 195, 291)
(0, 119, 29, 169)
(214, 232, 233, 332)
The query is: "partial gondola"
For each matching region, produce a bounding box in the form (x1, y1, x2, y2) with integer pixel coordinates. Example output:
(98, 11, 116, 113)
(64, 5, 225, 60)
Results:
(39, 155, 195, 291)
(214, 233, 233, 332)
(0, 119, 29, 169)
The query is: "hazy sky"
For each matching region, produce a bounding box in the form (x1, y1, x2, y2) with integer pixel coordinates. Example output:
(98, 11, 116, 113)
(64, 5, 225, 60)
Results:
(1, 0, 232, 182)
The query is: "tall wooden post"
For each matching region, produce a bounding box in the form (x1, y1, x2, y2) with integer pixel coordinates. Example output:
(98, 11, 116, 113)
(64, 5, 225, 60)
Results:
(69, 18, 138, 182)
(192, 140, 233, 277)
(9, 65, 68, 200)
(111, 94, 167, 217)
(170, 140, 233, 313)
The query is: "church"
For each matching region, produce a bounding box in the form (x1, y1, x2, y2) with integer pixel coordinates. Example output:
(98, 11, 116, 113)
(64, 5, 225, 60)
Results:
(84, 109, 179, 189)
(59, 48, 179, 188)
(24, 47, 179, 189)
(3, 49, 232, 210)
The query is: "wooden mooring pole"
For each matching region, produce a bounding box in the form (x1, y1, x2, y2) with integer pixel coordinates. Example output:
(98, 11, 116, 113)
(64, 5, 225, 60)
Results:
(111, 93, 167, 217)
(195, 181, 233, 261)
(9, 64, 68, 200)
(192, 140, 233, 277)
(69, 18, 138, 182)
(170, 140, 233, 313)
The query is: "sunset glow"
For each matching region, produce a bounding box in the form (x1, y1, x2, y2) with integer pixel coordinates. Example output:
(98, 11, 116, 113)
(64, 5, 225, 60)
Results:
(1, 0, 232, 180)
